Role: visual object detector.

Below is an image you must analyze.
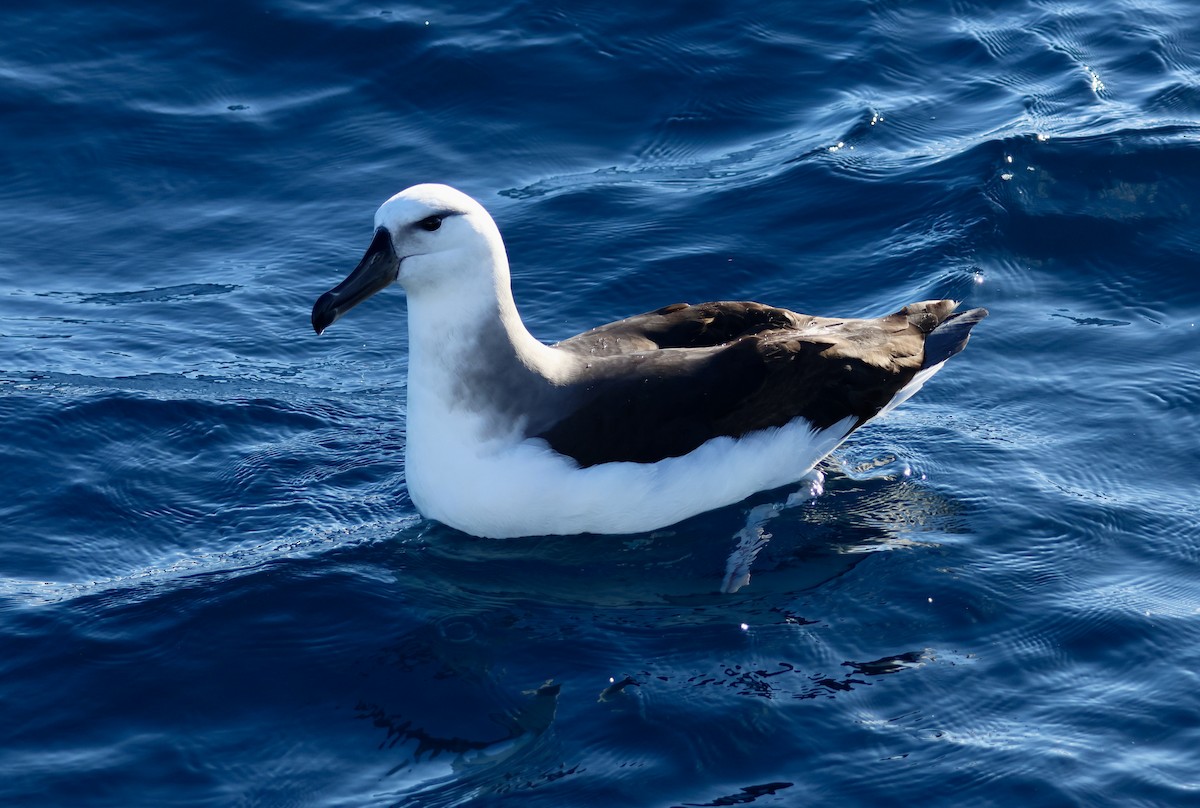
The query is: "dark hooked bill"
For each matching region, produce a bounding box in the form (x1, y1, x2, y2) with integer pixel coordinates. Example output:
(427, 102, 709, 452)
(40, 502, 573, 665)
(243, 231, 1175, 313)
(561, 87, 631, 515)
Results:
(312, 227, 399, 335)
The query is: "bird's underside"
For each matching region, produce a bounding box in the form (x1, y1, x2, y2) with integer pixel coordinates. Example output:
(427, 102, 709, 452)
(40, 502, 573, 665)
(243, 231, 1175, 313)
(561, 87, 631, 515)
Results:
(536, 299, 981, 467)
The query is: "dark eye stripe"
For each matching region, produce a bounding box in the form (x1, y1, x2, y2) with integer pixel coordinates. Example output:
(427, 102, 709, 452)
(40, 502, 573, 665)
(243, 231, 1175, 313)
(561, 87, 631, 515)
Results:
(416, 216, 443, 232)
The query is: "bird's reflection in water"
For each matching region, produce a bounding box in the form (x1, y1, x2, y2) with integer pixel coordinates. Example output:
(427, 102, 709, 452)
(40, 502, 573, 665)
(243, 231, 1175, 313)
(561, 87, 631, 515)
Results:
(719, 457, 967, 594)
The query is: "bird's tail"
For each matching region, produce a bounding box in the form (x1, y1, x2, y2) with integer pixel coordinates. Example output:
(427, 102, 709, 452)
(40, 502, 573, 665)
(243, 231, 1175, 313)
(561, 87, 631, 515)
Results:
(875, 302, 988, 419)
(921, 306, 989, 370)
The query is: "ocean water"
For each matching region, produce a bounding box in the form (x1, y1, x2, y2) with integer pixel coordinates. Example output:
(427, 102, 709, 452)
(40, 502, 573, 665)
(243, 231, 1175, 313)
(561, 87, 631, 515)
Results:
(3, 0, 1200, 805)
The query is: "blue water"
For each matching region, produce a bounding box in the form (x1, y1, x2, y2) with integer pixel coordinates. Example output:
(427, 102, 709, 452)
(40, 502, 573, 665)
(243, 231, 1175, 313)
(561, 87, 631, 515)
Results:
(3, 0, 1200, 804)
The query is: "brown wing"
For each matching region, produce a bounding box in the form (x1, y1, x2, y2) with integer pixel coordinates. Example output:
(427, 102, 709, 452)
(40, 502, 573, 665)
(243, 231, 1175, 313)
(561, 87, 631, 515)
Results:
(537, 300, 985, 467)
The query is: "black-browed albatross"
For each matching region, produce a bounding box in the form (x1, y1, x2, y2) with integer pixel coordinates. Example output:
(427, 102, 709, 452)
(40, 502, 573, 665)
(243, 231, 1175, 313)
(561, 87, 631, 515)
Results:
(312, 184, 987, 539)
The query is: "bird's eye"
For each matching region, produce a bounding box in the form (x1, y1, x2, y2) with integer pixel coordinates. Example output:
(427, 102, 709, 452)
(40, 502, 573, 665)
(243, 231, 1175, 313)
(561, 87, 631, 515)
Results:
(417, 216, 443, 232)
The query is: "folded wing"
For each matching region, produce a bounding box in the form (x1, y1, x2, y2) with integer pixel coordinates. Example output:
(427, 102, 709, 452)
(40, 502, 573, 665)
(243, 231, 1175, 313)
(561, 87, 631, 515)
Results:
(539, 300, 987, 467)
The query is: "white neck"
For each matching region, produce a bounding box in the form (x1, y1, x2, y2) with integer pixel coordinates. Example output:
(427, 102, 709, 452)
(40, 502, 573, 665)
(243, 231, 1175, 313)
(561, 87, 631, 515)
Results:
(405, 267, 561, 386)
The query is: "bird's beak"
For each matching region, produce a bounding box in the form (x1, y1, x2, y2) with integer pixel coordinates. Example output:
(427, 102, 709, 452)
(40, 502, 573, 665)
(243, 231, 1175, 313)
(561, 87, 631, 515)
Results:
(312, 227, 399, 335)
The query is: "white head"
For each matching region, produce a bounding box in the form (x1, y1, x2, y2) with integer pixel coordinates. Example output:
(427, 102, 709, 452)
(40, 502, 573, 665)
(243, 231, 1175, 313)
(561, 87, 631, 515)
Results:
(312, 184, 510, 334)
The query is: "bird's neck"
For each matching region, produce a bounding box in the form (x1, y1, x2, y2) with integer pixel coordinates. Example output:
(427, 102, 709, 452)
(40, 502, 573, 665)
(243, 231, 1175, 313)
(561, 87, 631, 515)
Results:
(403, 275, 570, 440)
(407, 275, 547, 367)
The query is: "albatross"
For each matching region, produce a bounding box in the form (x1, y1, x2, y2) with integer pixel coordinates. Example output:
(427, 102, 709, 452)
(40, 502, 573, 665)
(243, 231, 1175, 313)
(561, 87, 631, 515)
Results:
(312, 184, 987, 539)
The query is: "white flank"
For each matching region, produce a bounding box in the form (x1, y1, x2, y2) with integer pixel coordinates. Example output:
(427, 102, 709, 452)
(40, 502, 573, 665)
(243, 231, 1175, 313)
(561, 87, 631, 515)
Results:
(405, 403, 856, 539)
